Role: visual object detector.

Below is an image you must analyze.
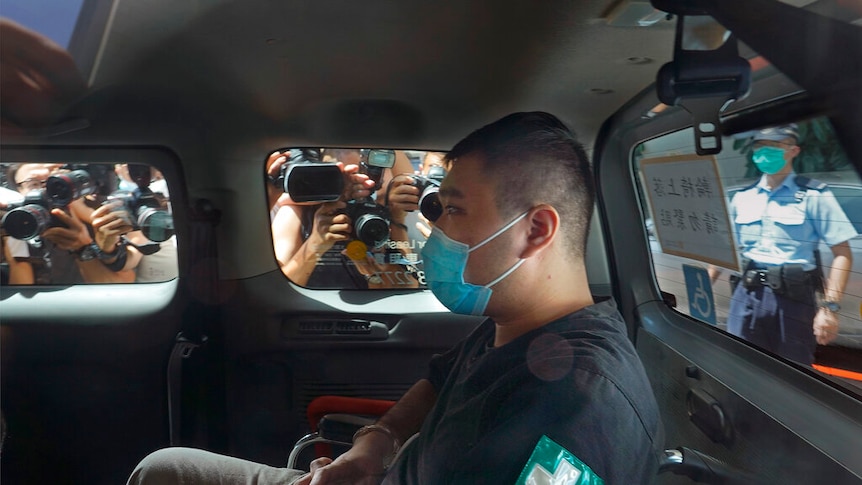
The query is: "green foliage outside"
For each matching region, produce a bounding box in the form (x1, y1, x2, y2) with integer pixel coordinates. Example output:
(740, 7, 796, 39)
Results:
(733, 118, 851, 178)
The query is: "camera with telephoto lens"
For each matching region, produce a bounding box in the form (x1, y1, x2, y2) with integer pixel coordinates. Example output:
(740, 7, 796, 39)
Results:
(105, 189, 174, 242)
(1, 169, 96, 240)
(269, 149, 345, 203)
(340, 149, 397, 249)
(1, 190, 66, 240)
(411, 165, 445, 222)
(45, 169, 96, 207)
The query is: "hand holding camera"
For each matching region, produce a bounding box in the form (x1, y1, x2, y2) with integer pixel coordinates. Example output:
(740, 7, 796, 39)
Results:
(41, 204, 92, 252)
(91, 201, 135, 252)
(309, 201, 353, 250)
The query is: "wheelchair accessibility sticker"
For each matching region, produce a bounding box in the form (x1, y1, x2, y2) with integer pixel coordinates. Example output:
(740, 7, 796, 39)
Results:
(683, 264, 716, 325)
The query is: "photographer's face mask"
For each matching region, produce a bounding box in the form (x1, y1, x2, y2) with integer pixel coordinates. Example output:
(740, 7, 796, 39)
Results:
(421, 211, 528, 316)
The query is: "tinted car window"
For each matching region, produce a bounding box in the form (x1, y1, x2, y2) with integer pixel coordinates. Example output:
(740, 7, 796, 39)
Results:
(634, 117, 862, 393)
(267, 148, 446, 290)
(1, 162, 177, 285)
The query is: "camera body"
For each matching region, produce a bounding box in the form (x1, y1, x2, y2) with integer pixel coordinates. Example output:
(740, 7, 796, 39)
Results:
(106, 189, 174, 242)
(341, 149, 398, 248)
(411, 165, 445, 222)
(341, 198, 392, 249)
(1, 189, 67, 240)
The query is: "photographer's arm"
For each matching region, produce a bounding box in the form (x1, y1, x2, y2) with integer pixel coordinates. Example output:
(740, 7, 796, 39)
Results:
(90, 203, 144, 273)
(43, 208, 136, 283)
(278, 202, 350, 286)
(3, 237, 35, 284)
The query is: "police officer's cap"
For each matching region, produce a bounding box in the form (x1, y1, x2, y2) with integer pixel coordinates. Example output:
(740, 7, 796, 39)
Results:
(752, 124, 799, 143)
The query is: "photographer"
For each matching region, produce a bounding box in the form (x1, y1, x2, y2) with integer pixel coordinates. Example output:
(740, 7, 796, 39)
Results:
(4, 163, 82, 284)
(94, 163, 177, 283)
(271, 149, 373, 287)
(1, 182, 30, 284)
(270, 149, 418, 288)
(3, 163, 137, 284)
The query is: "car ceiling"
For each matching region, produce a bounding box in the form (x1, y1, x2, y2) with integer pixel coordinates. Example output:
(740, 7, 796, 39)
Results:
(82, 0, 682, 150)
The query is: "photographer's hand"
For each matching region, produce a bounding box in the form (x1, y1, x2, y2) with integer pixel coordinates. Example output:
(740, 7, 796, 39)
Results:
(266, 151, 291, 209)
(385, 174, 419, 222)
(280, 201, 352, 286)
(90, 202, 134, 252)
(309, 201, 352, 250)
(416, 212, 433, 239)
(341, 163, 375, 200)
(42, 208, 92, 251)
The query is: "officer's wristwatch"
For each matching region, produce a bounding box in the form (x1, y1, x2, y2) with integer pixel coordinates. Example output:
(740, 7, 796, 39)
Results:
(73, 242, 102, 261)
(820, 300, 841, 312)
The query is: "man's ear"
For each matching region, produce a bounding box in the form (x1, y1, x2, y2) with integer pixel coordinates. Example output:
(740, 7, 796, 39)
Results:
(520, 204, 559, 259)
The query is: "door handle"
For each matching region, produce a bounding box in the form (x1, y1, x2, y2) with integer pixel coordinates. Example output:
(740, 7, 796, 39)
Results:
(687, 388, 733, 445)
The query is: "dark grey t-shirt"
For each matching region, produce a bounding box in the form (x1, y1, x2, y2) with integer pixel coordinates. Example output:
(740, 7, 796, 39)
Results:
(383, 298, 664, 485)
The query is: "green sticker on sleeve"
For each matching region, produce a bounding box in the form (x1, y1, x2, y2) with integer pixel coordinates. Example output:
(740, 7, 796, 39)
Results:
(515, 435, 604, 485)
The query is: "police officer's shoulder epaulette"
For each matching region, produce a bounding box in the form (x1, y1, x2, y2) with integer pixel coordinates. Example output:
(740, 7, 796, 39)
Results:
(795, 175, 827, 191)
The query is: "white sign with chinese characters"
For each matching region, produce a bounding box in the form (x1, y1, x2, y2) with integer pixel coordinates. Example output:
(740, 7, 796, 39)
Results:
(640, 154, 739, 271)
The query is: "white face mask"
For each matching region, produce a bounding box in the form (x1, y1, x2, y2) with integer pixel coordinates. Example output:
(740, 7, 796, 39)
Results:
(420, 211, 528, 315)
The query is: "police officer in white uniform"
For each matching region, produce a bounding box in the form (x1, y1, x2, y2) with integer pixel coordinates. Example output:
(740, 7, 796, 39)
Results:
(728, 124, 857, 365)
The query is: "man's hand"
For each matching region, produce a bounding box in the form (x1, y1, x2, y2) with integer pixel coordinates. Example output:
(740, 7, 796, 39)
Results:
(813, 307, 840, 345)
(41, 208, 92, 251)
(294, 436, 389, 485)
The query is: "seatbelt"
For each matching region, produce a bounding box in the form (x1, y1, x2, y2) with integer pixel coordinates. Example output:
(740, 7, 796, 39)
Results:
(167, 198, 221, 446)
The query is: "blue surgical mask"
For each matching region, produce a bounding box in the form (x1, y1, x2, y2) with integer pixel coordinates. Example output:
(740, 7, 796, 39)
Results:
(752, 146, 787, 174)
(421, 211, 528, 315)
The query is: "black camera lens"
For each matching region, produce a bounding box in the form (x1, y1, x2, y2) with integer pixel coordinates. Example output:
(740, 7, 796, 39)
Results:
(46, 170, 94, 207)
(137, 207, 174, 242)
(354, 213, 390, 249)
(2, 204, 51, 240)
(419, 190, 442, 222)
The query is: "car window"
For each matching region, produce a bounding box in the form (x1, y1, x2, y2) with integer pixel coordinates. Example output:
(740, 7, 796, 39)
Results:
(1, 162, 177, 285)
(634, 116, 862, 393)
(267, 148, 446, 290)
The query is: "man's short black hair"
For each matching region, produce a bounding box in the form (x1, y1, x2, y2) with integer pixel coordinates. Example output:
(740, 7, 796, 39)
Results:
(445, 111, 594, 259)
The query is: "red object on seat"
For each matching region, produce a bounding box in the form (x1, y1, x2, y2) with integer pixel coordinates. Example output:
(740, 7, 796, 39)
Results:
(305, 396, 396, 458)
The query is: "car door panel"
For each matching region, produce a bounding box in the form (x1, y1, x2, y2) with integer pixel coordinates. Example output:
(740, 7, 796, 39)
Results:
(592, 42, 862, 480)
(1, 282, 183, 484)
(637, 308, 862, 483)
(218, 272, 483, 465)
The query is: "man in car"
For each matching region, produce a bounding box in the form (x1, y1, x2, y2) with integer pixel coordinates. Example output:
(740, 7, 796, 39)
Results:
(724, 124, 857, 365)
(127, 112, 665, 484)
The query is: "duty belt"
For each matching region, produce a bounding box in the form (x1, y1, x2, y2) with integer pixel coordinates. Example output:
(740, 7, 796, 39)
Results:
(740, 262, 820, 295)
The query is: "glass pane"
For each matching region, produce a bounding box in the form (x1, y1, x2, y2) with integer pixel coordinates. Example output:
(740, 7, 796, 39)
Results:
(267, 148, 447, 290)
(1, 162, 177, 284)
(635, 117, 862, 391)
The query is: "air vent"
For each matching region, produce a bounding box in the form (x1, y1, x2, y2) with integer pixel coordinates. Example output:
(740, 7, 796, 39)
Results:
(298, 320, 335, 335)
(285, 318, 390, 340)
(335, 321, 372, 334)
